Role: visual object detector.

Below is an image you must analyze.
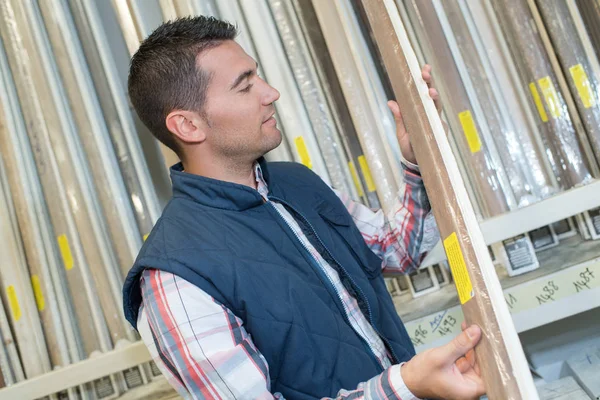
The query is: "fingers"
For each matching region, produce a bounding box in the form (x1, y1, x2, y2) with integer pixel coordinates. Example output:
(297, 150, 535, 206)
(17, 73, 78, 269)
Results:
(387, 100, 407, 134)
(422, 65, 443, 114)
(456, 356, 471, 374)
(442, 325, 481, 361)
(422, 64, 432, 83)
(461, 321, 467, 331)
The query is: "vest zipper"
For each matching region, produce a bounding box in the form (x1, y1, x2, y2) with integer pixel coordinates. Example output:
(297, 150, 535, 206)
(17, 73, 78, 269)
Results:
(268, 197, 399, 368)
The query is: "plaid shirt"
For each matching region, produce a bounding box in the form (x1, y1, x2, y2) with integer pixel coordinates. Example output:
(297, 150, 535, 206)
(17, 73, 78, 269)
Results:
(137, 162, 431, 399)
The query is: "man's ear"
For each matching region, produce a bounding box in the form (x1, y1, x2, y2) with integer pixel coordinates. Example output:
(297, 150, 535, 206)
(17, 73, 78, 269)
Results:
(165, 110, 207, 144)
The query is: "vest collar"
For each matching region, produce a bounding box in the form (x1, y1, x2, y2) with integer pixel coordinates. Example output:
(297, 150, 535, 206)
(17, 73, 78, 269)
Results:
(170, 157, 272, 211)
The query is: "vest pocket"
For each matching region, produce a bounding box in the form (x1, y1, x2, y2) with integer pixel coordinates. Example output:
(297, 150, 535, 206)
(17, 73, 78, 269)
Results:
(317, 209, 383, 280)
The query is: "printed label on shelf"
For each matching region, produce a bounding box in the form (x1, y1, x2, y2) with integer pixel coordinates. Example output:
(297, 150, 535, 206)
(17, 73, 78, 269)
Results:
(6, 285, 21, 321)
(538, 76, 561, 119)
(294, 136, 313, 170)
(443, 232, 473, 304)
(503, 258, 599, 315)
(529, 82, 549, 122)
(569, 64, 596, 109)
(458, 110, 482, 153)
(406, 306, 464, 348)
(358, 155, 376, 192)
(405, 258, 600, 349)
(348, 161, 364, 197)
(57, 234, 74, 271)
(31, 275, 45, 312)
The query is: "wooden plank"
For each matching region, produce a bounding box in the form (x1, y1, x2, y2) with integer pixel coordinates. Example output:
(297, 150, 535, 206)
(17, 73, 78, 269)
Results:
(358, 0, 538, 398)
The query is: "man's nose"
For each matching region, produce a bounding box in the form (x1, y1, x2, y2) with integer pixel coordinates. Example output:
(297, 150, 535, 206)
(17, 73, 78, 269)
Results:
(263, 83, 280, 105)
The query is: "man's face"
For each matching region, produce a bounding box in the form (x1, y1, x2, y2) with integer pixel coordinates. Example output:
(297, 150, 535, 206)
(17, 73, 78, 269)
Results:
(198, 41, 282, 162)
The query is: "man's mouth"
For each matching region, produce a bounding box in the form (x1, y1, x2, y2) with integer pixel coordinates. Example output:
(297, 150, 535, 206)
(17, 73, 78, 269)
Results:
(263, 112, 276, 125)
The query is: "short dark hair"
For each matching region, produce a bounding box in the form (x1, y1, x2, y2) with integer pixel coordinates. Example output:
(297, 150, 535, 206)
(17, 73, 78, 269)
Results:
(128, 16, 238, 155)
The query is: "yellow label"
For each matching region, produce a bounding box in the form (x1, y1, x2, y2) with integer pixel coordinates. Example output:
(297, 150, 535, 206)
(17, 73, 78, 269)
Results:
(538, 76, 561, 118)
(443, 232, 473, 305)
(143, 233, 149, 241)
(31, 275, 45, 312)
(358, 155, 376, 192)
(348, 161, 364, 197)
(529, 82, 548, 122)
(6, 286, 21, 321)
(458, 110, 482, 153)
(569, 64, 596, 108)
(294, 136, 313, 169)
(57, 234, 74, 271)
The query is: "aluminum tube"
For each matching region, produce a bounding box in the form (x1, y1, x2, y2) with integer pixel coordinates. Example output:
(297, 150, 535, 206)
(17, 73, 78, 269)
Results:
(403, 0, 512, 217)
(492, 0, 593, 188)
(239, 0, 331, 183)
(40, 0, 142, 278)
(268, 0, 355, 195)
(75, 0, 163, 223)
(312, 0, 398, 213)
(0, 153, 51, 379)
(0, 292, 23, 384)
(336, 0, 403, 186)
(0, 0, 133, 347)
(292, 0, 375, 205)
(537, 0, 600, 166)
(464, 0, 559, 197)
(68, 0, 161, 235)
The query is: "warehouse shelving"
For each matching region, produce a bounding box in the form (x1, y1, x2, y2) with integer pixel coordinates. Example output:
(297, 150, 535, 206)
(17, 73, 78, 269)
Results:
(1, 181, 599, 399)
(420, 179, 600, 268)
(400, 235, 600, 352)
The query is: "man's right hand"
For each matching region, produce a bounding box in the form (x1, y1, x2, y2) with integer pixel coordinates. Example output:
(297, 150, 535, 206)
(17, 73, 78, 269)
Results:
(401, 324, 486, 400)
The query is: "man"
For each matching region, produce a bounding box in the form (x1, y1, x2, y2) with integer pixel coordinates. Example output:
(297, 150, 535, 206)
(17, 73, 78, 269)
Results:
(123, 16, 485, 400)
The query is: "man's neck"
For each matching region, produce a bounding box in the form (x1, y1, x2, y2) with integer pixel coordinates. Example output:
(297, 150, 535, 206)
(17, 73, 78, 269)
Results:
(182, 156, 258, 190)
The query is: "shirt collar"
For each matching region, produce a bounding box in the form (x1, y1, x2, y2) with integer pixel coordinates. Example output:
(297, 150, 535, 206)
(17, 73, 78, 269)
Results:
(170, 157, 271, 211)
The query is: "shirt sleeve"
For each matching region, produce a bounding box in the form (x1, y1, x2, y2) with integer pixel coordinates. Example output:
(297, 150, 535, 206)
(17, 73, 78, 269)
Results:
(137, 269, 418, 400)
(335, 162, 433, 274)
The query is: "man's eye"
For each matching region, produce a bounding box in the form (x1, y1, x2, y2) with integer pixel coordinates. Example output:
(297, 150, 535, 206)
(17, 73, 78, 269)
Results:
(240, 84, 253, 93)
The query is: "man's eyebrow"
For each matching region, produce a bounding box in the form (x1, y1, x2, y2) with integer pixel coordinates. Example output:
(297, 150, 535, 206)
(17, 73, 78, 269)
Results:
(229, 62, 260, 90)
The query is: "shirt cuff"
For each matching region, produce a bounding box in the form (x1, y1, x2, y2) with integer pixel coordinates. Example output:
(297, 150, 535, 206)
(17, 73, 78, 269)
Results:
(401, 158, 420, 174)
(364, 363, 420, 400)
(388, 363, 420, 400)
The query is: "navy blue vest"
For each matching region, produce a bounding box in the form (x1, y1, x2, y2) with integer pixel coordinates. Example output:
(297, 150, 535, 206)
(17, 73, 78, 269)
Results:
(123, 160, 415, 399)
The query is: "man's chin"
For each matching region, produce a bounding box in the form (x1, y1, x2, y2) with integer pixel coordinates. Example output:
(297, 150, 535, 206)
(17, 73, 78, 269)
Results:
(259, 129, 284, 157)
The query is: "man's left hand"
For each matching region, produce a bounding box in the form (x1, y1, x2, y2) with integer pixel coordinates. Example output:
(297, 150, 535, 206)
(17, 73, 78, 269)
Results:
(387, 64, 444, 165)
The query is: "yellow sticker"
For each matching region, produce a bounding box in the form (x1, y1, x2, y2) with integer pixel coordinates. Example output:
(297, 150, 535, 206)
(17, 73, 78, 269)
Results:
(569, 64, 596, 109)
(143, 233, 149, 241)
(358, 155, 376, 193)
(6, 286, 21, 321)
(529, 82, 548, 122)
(294, 136, 313, 169)
(458, 110, 482, 153)
(538, 76, 561, 119)
(57, 234, 74, 271)
(31, 275, 45, 312)
(348, 161, 364, 197)
(443, 232, 473, 305)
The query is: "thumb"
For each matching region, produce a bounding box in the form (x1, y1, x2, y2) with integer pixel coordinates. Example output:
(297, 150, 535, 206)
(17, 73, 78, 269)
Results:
(442, 325, 481, 361)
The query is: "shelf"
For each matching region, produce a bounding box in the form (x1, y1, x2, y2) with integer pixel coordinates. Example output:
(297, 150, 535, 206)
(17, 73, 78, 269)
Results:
(0, 341, 152, 400)
(395, 235, 600, 352)
(420, 179, 600, 268)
